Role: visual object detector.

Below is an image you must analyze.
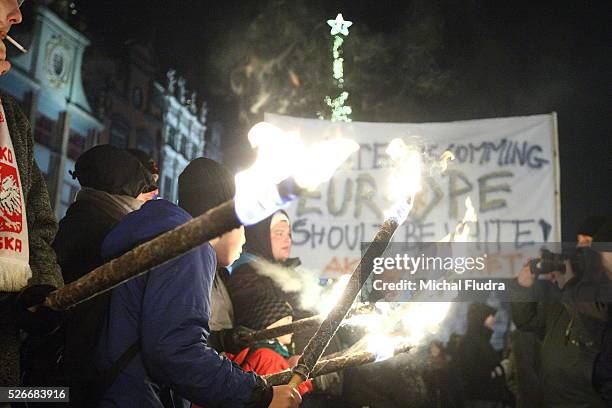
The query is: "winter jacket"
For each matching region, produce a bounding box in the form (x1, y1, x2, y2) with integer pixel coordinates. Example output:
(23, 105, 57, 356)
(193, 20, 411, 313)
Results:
(95, 199, 261, 407)
(507, 330, 544, 408)
(0, 93, 62, 386)
(456, 305, 506, 403)
(21, 194, 131, 390)
(209, 267, 235, 332)
(53, 196, 129, 284)
(226, 211, 304, 329)
(512, 279, 606, 408)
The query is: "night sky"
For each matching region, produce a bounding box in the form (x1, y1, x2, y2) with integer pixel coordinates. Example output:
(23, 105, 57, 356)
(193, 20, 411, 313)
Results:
(31, 0, 612, 240)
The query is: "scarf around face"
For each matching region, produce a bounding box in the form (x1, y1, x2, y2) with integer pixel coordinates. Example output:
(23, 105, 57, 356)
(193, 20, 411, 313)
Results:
(75, 187, 143, 221)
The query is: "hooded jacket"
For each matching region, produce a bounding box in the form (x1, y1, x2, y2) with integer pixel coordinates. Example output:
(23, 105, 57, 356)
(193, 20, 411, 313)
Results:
(226, 211, 301, 320)
(456, 303, 506, 402)
(95, 200, 260, 407)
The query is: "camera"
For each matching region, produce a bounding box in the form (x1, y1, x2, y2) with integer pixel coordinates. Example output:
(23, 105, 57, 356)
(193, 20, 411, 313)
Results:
(529, 249, 567, 275)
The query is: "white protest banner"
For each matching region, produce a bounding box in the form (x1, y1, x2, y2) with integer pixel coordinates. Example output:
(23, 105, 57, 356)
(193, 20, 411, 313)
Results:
(265, 113, 561, 277)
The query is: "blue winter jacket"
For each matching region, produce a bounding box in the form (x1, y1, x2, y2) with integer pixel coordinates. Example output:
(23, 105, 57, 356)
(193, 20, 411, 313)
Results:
(95, 199, 258, 407)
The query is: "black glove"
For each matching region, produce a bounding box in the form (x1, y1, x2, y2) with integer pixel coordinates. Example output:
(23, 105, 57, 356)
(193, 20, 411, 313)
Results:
(13, 285, 63, 335)
(208, 326, 254, 354)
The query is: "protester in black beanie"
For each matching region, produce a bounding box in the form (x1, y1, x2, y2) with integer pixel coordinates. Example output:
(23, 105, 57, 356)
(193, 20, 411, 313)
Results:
(178, 157, 235, 217)
(20, 145, 153, 396)
(91, 155, 301, 407)
(71, 144, 152, 199)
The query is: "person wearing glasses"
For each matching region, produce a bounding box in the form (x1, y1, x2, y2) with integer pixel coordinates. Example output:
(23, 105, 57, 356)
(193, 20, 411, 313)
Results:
(0, 0, 65, 388)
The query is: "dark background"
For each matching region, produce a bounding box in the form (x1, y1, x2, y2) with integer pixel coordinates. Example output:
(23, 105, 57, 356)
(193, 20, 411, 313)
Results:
(37, 0, 612, 240)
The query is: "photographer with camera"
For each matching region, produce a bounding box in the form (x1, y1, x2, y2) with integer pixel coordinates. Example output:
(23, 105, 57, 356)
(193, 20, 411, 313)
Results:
(512, 223, 612, 408)
(591, 219, 612, 405)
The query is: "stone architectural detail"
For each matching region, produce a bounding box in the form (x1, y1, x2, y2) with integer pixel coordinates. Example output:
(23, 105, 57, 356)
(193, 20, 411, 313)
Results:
(0, 5, 209, 216)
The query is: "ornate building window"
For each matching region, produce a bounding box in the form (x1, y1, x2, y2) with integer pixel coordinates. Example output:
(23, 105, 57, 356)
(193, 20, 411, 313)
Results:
(67, 130, 85, 160)
(34, 114, 58, 150)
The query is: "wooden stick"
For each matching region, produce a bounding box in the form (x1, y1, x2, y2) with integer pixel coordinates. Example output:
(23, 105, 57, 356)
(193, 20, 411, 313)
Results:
(266, 344, 412, 385)
(289, 217, 402, 386)
(45, 200, 241, 311)
(241, 315, 322, 343)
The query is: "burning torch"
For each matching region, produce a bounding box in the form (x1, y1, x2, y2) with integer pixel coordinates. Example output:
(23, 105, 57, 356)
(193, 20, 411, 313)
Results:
(42, 123, 358, 311)
(287, 139, 422, 387)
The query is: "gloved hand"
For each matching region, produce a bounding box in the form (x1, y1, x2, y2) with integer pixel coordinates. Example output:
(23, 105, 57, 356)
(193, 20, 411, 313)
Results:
(13, 285, 63, 335)
(208, 326, 255, 354)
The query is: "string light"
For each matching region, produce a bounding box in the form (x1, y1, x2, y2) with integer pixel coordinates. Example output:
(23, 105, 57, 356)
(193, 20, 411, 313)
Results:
(322, 13, 353, 122)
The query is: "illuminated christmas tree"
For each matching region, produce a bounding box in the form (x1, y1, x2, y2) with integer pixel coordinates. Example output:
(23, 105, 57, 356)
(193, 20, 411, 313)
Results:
(322, 13, 353, 122)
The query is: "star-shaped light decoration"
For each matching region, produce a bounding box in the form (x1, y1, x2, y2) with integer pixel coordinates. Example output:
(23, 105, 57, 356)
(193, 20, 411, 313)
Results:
(327, 13, 353, 36)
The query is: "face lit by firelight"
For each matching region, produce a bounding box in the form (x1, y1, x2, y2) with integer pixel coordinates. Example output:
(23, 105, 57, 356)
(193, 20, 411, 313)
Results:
(270, 219, 291, 262)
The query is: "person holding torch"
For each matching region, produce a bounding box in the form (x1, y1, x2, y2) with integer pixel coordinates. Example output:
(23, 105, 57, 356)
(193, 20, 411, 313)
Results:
(93, 158, 300, 407)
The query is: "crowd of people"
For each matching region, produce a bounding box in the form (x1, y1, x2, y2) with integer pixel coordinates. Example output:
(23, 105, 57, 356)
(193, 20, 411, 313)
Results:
(1, 1, 611, 407)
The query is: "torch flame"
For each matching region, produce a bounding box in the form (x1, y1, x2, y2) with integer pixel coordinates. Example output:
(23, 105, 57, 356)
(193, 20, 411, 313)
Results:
(400, 302, 452, 345)
(439, 197, 477, 242)
(347, 302, 452, 362)
(294, 138, 360, 190)
(439, 151, 455, 173)
(245, 122, 358, 190)
(234, 122, 359, 225)
(366, 334, 407, 362)
(384, 138, 423, 224)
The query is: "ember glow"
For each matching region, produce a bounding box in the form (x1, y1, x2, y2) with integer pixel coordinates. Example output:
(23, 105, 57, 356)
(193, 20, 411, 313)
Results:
(234, 122, 358, 225)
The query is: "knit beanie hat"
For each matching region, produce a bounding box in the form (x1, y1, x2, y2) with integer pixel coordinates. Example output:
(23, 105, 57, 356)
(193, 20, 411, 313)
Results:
(71, 144, 152, 198)
(235, 296, 293, 331)
(178, 158, 235, 217)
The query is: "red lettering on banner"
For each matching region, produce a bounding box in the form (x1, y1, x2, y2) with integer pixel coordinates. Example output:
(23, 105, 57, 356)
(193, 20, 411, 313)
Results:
(323, 256, 360, 277)
(0, 111, 4, 122)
